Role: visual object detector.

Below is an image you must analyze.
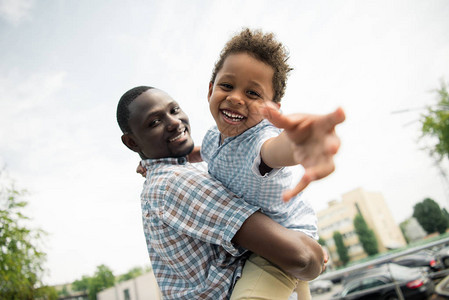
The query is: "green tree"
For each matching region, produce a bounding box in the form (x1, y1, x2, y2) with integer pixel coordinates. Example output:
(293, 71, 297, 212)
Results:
(353, 214, 379, 256)
(442, 208, 449, 224)
(317, 237, 326, 247)
(72, 265, 115, 300)
(399, 220, 410, 244)
(333, 231, 349, 266)
(118, 266, 145, 283)
(421, 81, 449, 160)
(0, 175, 55, 299)
(72, 275, 91, 294)
(413, 198, 448, 234)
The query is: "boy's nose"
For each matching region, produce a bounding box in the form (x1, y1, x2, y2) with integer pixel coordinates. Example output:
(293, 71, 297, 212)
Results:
(226, 93, 244, 106)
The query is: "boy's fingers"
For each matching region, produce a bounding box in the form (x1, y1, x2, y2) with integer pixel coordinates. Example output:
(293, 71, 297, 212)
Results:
(260, 104, 297, 130)
(283, 161, 337, 202)
(325, 134, 341, 155)
(322, 107, 346, 130)
(306, 162, 336, 182)
(282, 173, 314, 202)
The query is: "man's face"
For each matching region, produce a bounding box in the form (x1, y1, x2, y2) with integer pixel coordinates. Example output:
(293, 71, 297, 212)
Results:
(124, 89, 194, 159)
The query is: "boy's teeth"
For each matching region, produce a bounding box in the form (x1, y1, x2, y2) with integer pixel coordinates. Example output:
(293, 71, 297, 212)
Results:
(223, 110, 244, 120)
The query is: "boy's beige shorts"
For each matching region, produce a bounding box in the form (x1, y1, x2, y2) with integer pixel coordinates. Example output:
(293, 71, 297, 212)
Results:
(230, 253, 311, 300)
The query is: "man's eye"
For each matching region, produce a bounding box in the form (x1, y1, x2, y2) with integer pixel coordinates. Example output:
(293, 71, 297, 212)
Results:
(172, 107, 180, 114)
(149, 119, 161, 127)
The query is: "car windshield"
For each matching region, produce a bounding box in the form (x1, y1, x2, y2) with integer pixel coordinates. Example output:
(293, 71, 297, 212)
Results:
(388, 263, 420, 280)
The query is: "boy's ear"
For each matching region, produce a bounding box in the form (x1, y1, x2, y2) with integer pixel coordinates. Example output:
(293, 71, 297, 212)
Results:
(207, 82, 213, 102)
(121, 134, 141, 153)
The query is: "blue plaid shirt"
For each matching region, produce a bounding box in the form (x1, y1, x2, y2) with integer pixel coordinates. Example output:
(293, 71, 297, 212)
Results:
(140, 157, 259, 299)
(201, 120, 318, 239)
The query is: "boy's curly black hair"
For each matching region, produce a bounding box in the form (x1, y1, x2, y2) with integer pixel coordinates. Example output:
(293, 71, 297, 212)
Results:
(210, 28, 293, 103)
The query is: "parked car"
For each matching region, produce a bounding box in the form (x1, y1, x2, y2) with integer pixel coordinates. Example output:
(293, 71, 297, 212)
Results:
(341, 263, 387, 286)
(435, 246, 449, 268)
(392, 250, 443, 272)
(309, 279, 333, 294)
(331, 263, 435, 300)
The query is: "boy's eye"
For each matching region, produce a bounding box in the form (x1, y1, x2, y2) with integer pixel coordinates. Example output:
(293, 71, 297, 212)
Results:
(247, 90, 261, 99)
(219, 83, 233, 90)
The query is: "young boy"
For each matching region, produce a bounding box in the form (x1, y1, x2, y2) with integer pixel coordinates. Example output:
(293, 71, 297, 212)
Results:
(118, 86, 326, 299)
(202, 28, 345, 299)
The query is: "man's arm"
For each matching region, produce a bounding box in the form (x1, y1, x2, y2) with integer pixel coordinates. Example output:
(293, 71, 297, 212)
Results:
(232, 211, 325, 281)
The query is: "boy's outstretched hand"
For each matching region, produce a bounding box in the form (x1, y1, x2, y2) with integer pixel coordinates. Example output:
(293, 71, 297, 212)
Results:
(261, 104, 346, 202)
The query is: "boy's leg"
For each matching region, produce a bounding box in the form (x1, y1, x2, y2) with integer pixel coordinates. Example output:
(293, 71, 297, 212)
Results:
(230, 253, 298, 300)
(295, 280, 311, 300)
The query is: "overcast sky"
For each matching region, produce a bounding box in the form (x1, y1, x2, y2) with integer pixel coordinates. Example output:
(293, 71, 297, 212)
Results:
(1, 0, 448, 286)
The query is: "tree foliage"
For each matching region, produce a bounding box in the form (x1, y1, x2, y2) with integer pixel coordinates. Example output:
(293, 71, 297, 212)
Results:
(333, 231, 349, 266)
(72, 264, 115, 300)
(117, 266, 151, 283)
(353, 214, 379, 256)
(413, 198, 449, 234)
(0, 175, 56, 299)
(317, 237, 326, 247)
(421, 81, 449, 161)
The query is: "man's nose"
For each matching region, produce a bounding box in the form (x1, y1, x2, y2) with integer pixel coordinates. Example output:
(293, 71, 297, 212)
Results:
(166, 115, 182, 131)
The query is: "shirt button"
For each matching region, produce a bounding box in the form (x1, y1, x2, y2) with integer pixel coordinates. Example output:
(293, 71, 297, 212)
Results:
(177, 157, 187, 164)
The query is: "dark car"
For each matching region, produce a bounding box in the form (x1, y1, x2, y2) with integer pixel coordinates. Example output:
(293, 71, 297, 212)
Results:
(341, 264, 384, 286)
(331, 263, 435, 300)
(392, 251, 443, 272)
(435, 246, 449, 268)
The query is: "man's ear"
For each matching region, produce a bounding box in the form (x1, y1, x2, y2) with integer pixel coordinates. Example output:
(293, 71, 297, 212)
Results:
(121, 134, 140, 153)
(207, 82, 213, 102)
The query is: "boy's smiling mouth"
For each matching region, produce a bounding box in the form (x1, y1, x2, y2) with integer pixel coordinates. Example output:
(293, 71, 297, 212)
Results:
(221, 109, 246, 123)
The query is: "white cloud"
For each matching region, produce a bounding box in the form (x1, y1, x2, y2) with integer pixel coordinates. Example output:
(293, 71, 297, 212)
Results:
(0, 0, 34, 25)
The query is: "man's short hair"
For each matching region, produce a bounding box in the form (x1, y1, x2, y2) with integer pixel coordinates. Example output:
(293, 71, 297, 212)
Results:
(116, 86, 154, 133)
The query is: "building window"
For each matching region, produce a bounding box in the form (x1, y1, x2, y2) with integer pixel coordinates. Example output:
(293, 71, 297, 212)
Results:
(124, 289, 130, 300)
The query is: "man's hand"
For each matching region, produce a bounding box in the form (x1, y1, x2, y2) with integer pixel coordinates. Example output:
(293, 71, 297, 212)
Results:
(187, 146, 203, 163)
(321, 246, 329, 273)
(136, 163, 147, 178)
(261, 104, 345, 202)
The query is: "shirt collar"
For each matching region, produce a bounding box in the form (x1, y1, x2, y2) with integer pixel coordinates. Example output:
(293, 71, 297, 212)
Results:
(141, 156, 188, 168)
(221, 119, 270, 144)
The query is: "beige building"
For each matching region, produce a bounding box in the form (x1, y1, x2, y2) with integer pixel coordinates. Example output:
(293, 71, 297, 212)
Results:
(317, 187, 406, 265)
(97, 271, 161, 300)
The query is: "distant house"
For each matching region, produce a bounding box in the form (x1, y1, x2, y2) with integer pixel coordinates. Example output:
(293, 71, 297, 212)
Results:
(97, 271, 161, 300)
(401, 217, 427, 242)
(317, 187, 407, 265)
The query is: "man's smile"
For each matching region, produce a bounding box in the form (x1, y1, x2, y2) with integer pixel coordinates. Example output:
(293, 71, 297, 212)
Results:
(169, 128, 188, 143)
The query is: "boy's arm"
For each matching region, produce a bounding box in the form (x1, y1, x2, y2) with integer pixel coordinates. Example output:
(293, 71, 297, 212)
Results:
(232, 211, 326, 281)
(260, 105, 345, 201)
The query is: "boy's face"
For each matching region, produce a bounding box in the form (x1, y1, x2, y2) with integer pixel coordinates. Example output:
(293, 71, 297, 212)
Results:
(122, 89, 194, 159)
(208, 52, 277, 140)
